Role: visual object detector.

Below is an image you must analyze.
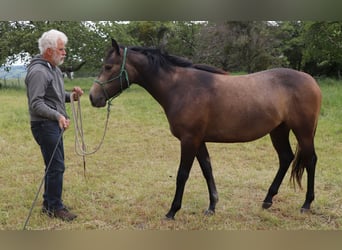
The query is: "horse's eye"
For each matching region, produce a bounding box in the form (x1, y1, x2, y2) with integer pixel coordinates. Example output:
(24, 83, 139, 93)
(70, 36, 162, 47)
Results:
(104, 64, 113, 70)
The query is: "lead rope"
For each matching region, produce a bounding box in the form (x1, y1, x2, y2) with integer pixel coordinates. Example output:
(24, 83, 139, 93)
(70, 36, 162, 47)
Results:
(70, 93, 111, 177)
(23, 128, 64, 230)
(23, 96, 110, 230)
(70, 93, 86, 176)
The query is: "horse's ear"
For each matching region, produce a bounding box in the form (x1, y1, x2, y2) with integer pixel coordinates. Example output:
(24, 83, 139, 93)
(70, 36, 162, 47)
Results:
(111, 38, 120, 56)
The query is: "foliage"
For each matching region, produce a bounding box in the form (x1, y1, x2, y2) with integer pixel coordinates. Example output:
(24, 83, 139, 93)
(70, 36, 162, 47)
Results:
(275, 21, 304, 70)
(1, 21, 342, 78)
(302, 21, 342, 78)
(195, 21, 286, 72)
(0, 22, 32, 68)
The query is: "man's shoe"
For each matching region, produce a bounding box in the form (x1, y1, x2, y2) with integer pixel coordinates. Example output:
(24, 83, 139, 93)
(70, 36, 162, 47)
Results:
(53, 207, 77, 221)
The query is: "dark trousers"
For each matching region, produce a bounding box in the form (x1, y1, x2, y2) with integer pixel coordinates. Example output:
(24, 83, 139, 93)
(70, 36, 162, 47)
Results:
(31, 120, 65, 211)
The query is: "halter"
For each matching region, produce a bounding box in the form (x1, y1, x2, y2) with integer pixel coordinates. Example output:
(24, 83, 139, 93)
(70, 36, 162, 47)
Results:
(94, 47, 130, 109)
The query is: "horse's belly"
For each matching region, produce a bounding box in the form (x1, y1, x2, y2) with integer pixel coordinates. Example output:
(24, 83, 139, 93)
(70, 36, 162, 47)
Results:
(204, 130, 268, 143)
(204, 117, 280, 143)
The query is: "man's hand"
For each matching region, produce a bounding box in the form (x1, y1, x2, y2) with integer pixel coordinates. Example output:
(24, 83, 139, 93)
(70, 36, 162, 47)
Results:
(72, 86, 84, 101)
(58, 115, 70, 130)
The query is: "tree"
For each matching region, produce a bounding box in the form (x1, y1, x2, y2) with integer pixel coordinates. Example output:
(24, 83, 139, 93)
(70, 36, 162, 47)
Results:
(125, 21, 172, 48)
(27, 21, 106, 75)
(165, 21, 201, 59)
(0, 21, 35, 67)
(2, 21, 341, 78)
(195, 21, 285, 72)
(302, 21, 342, 78)
(275, 21, 304, 71)
(0, 21, 115, 76)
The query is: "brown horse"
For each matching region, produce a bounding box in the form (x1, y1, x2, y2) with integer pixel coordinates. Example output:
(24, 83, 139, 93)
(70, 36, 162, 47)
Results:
(89, 39, 322, 220)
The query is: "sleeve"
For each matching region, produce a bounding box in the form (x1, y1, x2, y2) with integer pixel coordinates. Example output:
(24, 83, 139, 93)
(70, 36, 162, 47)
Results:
(65, 91, 71, 103)
(26, 70, 61, 121)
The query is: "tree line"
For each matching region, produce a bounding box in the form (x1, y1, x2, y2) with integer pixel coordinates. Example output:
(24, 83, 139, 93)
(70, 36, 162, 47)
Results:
(0, 21, 341, 78)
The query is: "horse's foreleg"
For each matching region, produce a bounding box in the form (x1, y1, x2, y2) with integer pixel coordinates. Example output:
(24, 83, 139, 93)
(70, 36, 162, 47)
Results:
(165, 140, 197, 220)
(196, 142, 218, 215)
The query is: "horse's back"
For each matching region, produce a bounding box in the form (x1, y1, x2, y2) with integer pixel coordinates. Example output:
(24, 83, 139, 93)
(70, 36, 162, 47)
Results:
(202, 68, 321, 142)
(262, 68, 320, 91)
(232, 68, 321, 108)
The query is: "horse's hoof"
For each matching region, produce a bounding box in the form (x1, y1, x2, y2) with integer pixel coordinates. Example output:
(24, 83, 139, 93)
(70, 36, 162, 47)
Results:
(262, 202, 273, 209)
(300, 207, 310, 214)
(164, 214, 175, 220)
(204, 209, 215, 216)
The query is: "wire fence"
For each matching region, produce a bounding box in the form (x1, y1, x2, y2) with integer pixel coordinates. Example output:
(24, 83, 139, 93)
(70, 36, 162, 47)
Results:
(0, 76, 26, 89)
(0, 66, 27, 90)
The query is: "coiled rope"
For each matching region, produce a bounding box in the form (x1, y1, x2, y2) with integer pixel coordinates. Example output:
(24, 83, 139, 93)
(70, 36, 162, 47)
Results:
(70, 93, 111, 175)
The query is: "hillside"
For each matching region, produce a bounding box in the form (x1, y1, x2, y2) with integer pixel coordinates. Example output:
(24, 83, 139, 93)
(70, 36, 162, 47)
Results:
(0, 65, 27, 79)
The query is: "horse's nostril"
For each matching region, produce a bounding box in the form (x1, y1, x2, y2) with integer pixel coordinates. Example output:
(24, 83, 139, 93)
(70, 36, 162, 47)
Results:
(89, 93, 106, 107)
(89, 94, 96, 106)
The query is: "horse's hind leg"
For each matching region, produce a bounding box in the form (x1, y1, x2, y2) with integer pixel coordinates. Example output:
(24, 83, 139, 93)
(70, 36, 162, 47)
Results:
(294, 136, 317, 212)
(263, 124, 294, 209)
(196, 142, 218, 215)
(301, 149, 317, 212)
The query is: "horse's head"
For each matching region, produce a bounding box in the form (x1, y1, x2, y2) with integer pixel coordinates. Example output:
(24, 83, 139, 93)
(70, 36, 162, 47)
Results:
(90, 38, 130, 107)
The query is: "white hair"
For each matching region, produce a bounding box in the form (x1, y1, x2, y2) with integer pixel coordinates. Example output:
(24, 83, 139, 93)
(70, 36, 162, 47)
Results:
(38, 29, 68, 54)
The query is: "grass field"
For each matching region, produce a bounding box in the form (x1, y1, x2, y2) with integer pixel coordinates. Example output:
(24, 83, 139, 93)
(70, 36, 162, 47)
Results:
(0, 77, 341, 230)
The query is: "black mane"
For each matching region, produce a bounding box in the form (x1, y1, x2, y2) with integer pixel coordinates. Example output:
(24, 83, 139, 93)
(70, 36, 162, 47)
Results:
(129, 46, 191, 71)
(128, 46, 227, 75)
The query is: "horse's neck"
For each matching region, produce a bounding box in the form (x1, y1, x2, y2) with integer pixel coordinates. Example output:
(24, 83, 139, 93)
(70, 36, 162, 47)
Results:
(129, 54, 173, 109)
(138, 73, 172, 110)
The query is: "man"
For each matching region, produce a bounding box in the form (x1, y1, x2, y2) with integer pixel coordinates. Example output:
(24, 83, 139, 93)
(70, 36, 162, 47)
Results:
(25, 29, 83, 221)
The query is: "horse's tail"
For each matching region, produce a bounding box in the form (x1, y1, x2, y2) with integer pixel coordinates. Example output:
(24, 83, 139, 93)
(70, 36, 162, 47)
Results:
(290, 145, 304, 190)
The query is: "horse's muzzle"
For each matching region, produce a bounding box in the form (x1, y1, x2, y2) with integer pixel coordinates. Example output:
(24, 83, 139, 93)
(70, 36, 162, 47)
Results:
(89, 93, 106, 108)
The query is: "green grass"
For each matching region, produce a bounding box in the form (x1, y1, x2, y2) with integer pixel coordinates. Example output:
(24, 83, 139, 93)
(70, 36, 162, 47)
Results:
(0, 77, 341, 230)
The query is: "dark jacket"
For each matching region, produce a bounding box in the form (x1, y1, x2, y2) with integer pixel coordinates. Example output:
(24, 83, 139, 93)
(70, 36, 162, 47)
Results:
(25, 55, 71, 122)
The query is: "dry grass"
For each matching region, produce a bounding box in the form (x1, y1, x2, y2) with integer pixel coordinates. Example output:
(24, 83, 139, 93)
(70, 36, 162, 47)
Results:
(0, 78, 341, 230)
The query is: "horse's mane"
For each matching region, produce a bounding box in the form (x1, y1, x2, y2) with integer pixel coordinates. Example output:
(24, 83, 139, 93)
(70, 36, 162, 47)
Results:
(192, 64, 228, 75)
(128, 46, 227, 75)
